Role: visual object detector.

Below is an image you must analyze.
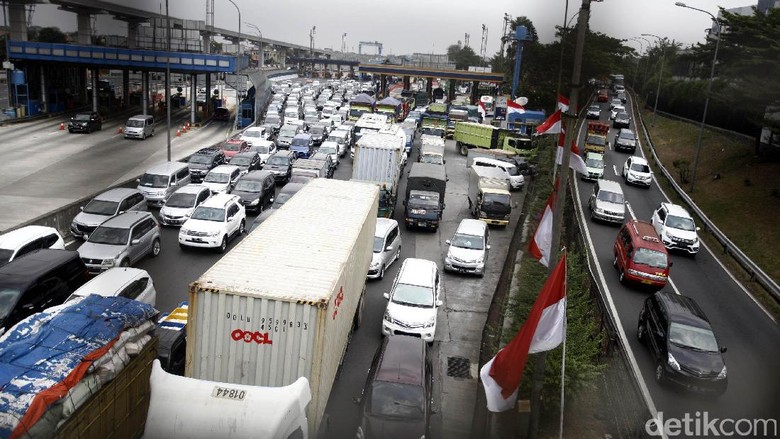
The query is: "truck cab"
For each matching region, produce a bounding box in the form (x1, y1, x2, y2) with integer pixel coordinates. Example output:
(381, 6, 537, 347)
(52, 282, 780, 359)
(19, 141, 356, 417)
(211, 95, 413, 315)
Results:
(468, 166, 512, 227)
(404, 163, 447, 231)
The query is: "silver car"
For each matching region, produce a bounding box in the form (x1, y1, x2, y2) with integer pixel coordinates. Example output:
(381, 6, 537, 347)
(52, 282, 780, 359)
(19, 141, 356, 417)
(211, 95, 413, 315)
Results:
(77, 211, 161, 275)
(71, 188, 147, 239)
(368, 218, 401, 280)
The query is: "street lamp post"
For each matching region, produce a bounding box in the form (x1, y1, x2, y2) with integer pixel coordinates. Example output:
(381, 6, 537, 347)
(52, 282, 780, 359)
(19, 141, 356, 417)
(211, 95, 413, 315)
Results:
(310, 26, 316, 77)
(226, 0, 241, 129)
(342, 33, 347, 53)
(676, 1, 722, 193)
(629, 38, 644, 89)
(642, 33, 665, 126)
(244, 22, 263, 68)
(636, 36, 652, 96)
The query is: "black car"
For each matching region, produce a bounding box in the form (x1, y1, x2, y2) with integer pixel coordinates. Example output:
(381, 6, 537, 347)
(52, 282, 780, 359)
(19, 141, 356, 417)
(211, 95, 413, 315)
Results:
(229, 151, 263, 174)
(68, 112, 103, 133)
(230, 170, 275, 213)
(187, 147, 226, 183)
(638, 292, 728, 396)
(355, 335, 432, 439)
(613, 112, 631, 128)
(265, 150, 296, 183)
(213, 107, 230, 122)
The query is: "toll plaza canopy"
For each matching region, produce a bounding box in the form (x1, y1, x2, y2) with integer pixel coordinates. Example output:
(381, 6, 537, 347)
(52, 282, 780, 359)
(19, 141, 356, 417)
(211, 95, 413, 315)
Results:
(7, 40, 240, 74)
(357, 63, 504, 83)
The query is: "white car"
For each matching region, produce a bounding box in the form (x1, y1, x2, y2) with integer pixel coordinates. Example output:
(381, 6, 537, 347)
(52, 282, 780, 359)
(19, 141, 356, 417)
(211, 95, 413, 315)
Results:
(611, 104, 626, 120)
(0, 225, 65, 267)
(583, 152, 605, 181)
(66, 267, 156, 306)
(249, 140, 277, 166)
(382, 258, 442, 343)
(317, 141, 340, 169)
(239, 127, 268, 146)
(651, 203, 701, 256)
(159, 184, 212, 227)
(178, 193, 246, 253)
(202, 165, 241, 194)
(444, 219, 490, 276)
(368, 218, 401, 280)
(622, 156, 653, 188)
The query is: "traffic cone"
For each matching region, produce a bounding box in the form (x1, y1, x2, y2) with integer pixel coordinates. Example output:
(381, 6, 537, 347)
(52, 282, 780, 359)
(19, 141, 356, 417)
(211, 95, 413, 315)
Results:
(59, 122, 65, 130)
(117, 126, 124, 134)
(176, 129, 181, 137)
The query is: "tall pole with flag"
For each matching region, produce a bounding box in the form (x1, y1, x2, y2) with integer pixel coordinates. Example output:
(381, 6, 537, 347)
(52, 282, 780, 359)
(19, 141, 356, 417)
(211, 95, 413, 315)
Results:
(528, 0, 593, 437)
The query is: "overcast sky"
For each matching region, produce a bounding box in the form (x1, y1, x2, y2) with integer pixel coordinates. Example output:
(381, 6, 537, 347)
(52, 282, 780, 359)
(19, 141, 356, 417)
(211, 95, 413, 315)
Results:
(24, 0, 754, 55)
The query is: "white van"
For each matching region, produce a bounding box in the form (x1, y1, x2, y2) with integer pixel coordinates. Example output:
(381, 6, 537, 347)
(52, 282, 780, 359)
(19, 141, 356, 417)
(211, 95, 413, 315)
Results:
(472, 157, 525, 190)
(124, 115, 155, 140)
(137, 162, 192, 207)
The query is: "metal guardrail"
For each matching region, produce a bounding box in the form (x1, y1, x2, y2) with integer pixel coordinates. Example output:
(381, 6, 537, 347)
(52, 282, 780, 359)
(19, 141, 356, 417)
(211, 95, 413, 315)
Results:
(633, 94, 780, 303)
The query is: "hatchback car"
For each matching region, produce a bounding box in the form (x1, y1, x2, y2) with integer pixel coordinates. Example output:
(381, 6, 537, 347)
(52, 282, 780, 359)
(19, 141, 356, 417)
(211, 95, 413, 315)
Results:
(583, 152, 605, 181)
(638, 292, 727, 395)
(66, 267, 156, 306)
(239, 126, 268, 146)
(610, 105, 626, 120)
(71, 188, 147, 239)
(68, 111, 103, 133)
(614, 128, 638, 153)
(202, 165, 241, 194)
(368, 218, 401, 280)
(613, 112, 631, 128)
(187, 147, 227, 182)
(586, 104, 601, 120)
(444, 219, 490, 276)
(382, 258, 442, 343)
(355, 335, 432, 439)
(231, 170, 276, 213)
(229, 151, 263, 175)
(77, 211, 161, 274)
(650, 203, 701, 256)
(221, 139, 250, 159)
(265, 150, 297, 183)
(622, 156, 653, 188)
(0, 226, 65, 267)
(249, 140, 277, 166)
(178, 193, 246, 253)
(159, 184, 212, 227)
(317, 141, 340, 169)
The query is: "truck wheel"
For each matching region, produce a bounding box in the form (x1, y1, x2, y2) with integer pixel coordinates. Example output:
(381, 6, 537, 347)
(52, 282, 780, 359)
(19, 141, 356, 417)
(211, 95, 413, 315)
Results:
(458, 142, 468, 156)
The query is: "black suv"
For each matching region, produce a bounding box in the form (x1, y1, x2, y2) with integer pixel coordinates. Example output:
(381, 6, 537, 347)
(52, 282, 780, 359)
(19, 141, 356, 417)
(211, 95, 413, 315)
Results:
(68, 111, 103, 133)
(638, 292, 728, 396)
(188, 147, 226, 183)
(355, 335, 432, 439)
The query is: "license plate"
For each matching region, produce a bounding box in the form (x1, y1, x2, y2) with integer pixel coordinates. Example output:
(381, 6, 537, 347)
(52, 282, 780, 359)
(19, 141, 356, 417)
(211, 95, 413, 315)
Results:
(641, 280, 652, 285)
(418, 222, 427, 227)
(189, 238, 205, 243)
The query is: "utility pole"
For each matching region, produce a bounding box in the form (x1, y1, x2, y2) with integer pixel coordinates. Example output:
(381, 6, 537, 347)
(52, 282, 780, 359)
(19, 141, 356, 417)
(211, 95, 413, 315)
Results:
(528, 1, 594, 438)
(165, 0, 171, 162)
(309, 26, 316, 77)
(500, 13, 511, 56)
(480, 24, 488, 64)
(464, 33, 470, 47)
(341, 33, 347, 53)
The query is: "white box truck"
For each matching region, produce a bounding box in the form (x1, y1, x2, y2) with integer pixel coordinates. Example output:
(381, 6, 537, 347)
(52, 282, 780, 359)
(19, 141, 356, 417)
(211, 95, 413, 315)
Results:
(186, 178, 378, 437)
(468, 166, 512, 227)
(351, 132, 405, 218)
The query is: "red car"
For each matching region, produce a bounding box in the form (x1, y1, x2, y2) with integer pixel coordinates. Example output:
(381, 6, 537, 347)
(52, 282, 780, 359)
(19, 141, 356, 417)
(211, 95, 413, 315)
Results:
(221, 139, 249, 158)
(597, 89, 609, 102)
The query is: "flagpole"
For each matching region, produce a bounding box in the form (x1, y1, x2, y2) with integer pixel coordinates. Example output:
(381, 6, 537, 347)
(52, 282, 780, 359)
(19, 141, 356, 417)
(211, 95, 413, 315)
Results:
(559, 261, 568, 439)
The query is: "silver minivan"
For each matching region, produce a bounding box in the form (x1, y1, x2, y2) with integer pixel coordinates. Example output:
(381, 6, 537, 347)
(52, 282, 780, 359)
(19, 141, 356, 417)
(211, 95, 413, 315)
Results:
(76, 211, 161, 275)
(124, 115, 155, 140)
(444, 219, 490, 276)
(137, 162, 192, 207)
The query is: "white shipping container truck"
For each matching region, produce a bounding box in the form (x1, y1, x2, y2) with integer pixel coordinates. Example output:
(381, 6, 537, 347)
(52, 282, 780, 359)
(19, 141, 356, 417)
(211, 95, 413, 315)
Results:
(351, 132, 405, 218)
(186, 178, 378, 437)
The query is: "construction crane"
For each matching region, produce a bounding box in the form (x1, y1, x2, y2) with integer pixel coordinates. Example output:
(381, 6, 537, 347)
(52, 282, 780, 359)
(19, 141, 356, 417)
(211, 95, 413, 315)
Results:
(358, 41, 383, 56)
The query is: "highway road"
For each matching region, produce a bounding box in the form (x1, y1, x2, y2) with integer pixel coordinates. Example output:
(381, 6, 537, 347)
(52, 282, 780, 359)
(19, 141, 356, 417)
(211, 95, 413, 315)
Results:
(574, 95, 780, 434)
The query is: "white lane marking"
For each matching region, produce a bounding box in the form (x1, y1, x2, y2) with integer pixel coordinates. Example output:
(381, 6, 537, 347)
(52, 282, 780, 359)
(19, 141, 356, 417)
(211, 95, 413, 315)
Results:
(667, 277, 682, 296)
(627, 201, 681, 295)
(573, 175, 664, 437)
(629, 95, 777, 324)
(612, 164, 619, 177)
(625, 201, 636, 220)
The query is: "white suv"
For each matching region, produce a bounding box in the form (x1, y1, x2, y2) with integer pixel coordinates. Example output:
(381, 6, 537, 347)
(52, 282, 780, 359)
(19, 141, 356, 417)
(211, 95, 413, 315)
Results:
(622, 156, 653, 188)
(368, 218, 401, 280)
(202, 165, 241, 194)
(651, 203, 700, 256)
(382, 258, 442, 343)
(178, 194, 246, 253)
(444, 219, 490, 276)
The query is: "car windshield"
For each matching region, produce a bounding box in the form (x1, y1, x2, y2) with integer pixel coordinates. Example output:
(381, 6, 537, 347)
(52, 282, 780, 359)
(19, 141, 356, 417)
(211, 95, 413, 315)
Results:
(669, 322, 719, 352)
(667, 215, 696, 231)
(483, 193, 511, 207)
(273, 193, 294, 207)
(253, 145, 271, 154)
(83, 199, 119, 215)
(617, 112, 629, 119)
(586, 136, 606, 146)
(223, 143, 242, 152)
(420, 154, 443, 165)
(632, 248, 668, 269)
(588, 106, 600, 112)
(373, 236, 386, 253)
(243, 131, 262, 138)
(619, 131, 635, 140)
(597, 190, 624, 204)
(0, 287, 22, 320)
(266, 116, 281, 124)
(191, 207, 225, 222)
(126, 119, 144, 128)
(408, 192, 439, 207)
(0, 250, 14, 266)
(586, 157, 605, 168)
(73, 113, 92, 121)
(139, 173, 169, 188)
(291, 138, 310, 147)
(165, 193, 196, 208)
(268, 156, 288, 166)
(631, 162, 650, 173)
(204, 172, 230, 183)
(280, 127, 297, 136)
(88, 226, 129, 245)
(392, 283, 434, 308)
(310, 127, 325, 135)
(451, 233, 484, 250)
(368, 382, 425, 419)
(234, 180, 263, 192)
(319, 145, 337, 155)
(230, 157, 252, 166)
(189, 155, 213, 165)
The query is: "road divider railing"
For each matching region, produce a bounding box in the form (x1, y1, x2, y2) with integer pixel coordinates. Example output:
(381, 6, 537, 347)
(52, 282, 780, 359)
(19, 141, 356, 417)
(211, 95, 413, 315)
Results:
(631, 90, 780, 304)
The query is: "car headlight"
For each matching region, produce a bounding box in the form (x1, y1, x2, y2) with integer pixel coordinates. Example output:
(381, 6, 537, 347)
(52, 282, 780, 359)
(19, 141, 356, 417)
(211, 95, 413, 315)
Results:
(206, 230, 221, 237)
(370, 260, 380, 269)
(717, 365, 727, 379)
(249, 198, 260, 205)
(594, 207, 605, 214)
(668, 352, 681, 371)
(356, 426, 365, 439)
(102, 258, 115, 267)
(423, 316, 436, 328)
(383, 310, 391, 322)
(180, 228, 190, 235)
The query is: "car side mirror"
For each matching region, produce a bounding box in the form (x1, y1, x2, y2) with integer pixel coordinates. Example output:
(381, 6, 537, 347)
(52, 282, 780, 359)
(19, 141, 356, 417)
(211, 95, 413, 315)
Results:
(131, 238, 141, 245)
(720, 346, 727, 353)
(136, 178, 141, 183)
(436, 300, 443, 307)
(79, 206, 84, 211)
(383, 293, 389, 300)
(696, 227, 701, 232)
(445, 240, 451, 245)
(352, 396, 362, 405)
(669, 261, 674, 267)
(487, 245, 491, 250)
(119, 211, 125, 215)
(385, 245, 393, 252)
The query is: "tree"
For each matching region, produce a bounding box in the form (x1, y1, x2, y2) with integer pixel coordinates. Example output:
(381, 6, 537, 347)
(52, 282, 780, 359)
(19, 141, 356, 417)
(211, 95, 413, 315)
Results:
(447, 43, 482, 70)
(35, 27, 68, 43)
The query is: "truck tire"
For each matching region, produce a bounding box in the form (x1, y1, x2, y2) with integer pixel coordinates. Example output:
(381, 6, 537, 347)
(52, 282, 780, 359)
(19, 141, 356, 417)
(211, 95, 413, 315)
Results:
(458, 142, 468, 156)
(353, 289, 365, 330)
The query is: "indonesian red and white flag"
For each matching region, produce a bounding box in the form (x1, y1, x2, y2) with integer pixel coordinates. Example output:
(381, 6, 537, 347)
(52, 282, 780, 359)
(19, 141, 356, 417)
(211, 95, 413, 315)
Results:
(478, 101, 487, 120)
(528, 179, 557, 266)
(555, 132, 589, 175)
(535, 110, 562, 135)
(557, 94, 570, 112)
(507, 99, 526, 115)
(480, 253, 568, 412)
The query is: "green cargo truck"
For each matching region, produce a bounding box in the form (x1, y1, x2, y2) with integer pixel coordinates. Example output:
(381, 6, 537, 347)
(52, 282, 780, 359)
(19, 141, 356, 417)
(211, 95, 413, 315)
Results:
(453, 121, 533, 157)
